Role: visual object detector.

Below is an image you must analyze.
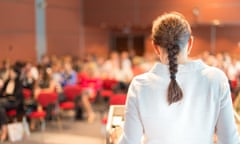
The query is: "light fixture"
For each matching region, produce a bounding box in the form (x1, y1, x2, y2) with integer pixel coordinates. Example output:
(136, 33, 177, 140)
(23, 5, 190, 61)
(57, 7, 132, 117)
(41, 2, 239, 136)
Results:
(212, 19, 220, 26)
(238, 42, 240, 48)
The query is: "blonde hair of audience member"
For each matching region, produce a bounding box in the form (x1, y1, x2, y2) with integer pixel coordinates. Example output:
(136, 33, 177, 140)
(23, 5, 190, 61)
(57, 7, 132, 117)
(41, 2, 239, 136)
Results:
(83, 62, 99, 79)
(102, 51, 120, 79)
(119, 12, 239, 144)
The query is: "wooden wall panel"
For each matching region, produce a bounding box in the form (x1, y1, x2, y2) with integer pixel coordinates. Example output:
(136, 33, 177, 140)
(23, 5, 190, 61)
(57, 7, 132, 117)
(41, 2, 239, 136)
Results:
(46, 0, 82, 57)
(83, 0, 136, 26)
(84, 0, 240, 58)
(84, 0, 240, 26)
(0, 0, 239, 62)
(83, 27, 110, 57)
(0, 0, 36, 62)
(191, 26, 211, 56)
(0, 34, 35, 62)
(0, 0, 35, 30)
(215, 26, 240, 58)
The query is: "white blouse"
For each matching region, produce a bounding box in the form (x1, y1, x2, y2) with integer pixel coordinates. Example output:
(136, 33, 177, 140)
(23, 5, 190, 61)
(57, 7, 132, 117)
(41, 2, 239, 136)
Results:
(119, 60, 239, 144)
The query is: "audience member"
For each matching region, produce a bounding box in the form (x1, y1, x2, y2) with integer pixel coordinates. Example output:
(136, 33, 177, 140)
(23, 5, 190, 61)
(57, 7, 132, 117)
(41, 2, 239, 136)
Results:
(61, 61, 78, 87)
(0, 65, 24, 142)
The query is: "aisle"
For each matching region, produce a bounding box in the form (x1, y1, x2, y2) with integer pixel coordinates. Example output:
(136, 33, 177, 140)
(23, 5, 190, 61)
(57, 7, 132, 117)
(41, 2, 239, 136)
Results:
(3, 113, 106, 144)
(17, 132, 104, 144)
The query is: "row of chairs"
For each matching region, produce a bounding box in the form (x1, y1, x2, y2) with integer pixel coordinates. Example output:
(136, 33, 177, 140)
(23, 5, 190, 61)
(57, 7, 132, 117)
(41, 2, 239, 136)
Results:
(5, 76, 128, 131)
(5, 85, 82, 129)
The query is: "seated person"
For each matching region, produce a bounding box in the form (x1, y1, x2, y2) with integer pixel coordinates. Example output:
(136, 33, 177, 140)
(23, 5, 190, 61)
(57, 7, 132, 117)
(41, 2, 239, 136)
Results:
(34, 66, 58, 99)
(62, 60, 96, 123)
(78, 62, 100, 123)
(0, 66, 24, 142)
(61, 61, 77, 87)
(21, 61, 38, 90)
(31, 66, 59, 130)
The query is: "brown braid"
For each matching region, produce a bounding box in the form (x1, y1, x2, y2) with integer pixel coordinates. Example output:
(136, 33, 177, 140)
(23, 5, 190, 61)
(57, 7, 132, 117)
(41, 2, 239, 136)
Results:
(167, 44, 183, 104)
(152, 12, 191, 105)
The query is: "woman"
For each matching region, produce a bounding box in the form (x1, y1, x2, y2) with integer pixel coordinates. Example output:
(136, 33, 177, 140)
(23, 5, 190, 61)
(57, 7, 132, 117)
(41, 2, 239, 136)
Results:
(34, 66, 57, 99)
(119, 12, 239, 144)
(61, 61, 78, 87)
(77, 62, 99, 123)
(0, 66, 24, 142)
(29, 66, 59, 130)
(33, 66, 59, 121)
(21, 61, 38, 90)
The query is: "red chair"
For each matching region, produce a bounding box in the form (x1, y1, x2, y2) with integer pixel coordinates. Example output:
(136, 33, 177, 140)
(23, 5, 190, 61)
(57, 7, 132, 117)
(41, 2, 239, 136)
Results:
(230, 80, 238, 101)
(22, 88, 32, 100)
(28, 111, 46, 119)
(36, 92, 58, 108)
(28, 92, 58, 119)
(58, 85, 82, 113)
(63, 85, 82, 101)
(6, 89, 31, 119)
(231, 80, 238, 90)
(6, 109, 17, 123)
(59, 85, 82, 110)
(99, 79, 118, 99)
(7, 109, 17, 117)
(109, 93, 127, 105)
(28, 92, 59, 130)
(100, 90, 113, 98)
(78, 73, 102, 102)
(59, 101, 75, 110)
(102, 79, 118, 90)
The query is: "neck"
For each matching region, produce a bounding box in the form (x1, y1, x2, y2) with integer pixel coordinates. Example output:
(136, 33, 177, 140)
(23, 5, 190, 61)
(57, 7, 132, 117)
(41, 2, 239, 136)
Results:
(159, 54, 189, 65)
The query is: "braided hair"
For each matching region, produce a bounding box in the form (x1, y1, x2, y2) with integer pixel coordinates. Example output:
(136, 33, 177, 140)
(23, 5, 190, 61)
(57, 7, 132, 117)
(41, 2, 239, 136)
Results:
(152, 12, 191, 105)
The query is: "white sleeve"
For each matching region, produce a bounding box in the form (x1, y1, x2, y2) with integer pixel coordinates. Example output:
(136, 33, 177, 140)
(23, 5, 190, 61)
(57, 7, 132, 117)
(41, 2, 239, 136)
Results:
(119, 81, 143, 144)
(216, 79, 239, 144)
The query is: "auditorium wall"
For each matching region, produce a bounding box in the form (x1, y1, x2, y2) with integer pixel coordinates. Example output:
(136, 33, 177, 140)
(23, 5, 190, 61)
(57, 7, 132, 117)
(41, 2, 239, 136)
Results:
(0, 0, 240, 63)
(84, 0, 240, 58)
(0, 0, 36, 63)
(46, 0, 82, 57)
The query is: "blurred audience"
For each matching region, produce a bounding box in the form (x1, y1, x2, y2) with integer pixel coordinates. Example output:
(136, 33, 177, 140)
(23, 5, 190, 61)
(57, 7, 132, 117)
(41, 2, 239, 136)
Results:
(0, 49, 240, 141)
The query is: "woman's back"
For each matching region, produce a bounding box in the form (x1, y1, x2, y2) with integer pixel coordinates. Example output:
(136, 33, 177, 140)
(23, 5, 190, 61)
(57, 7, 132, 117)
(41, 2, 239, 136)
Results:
(121, 60, 238, 144)
(119, 12, 239, 144)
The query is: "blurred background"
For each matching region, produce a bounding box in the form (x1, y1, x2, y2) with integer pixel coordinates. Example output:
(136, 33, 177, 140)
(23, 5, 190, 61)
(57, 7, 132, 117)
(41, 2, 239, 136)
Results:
(0, 0, 240, 144)
(0, 0, 240, 62)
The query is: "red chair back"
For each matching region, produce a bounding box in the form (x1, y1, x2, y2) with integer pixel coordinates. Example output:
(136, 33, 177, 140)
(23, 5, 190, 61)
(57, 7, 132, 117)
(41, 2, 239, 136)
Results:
(102, 79, 118, 90)
(63, 85, 82, 101)
(109, 94, 127, 105)
(22, 88, 32, 100)
(7, 109, 17, 117)
(37, 92, 58, 108)
(231, 80, 238, 90)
